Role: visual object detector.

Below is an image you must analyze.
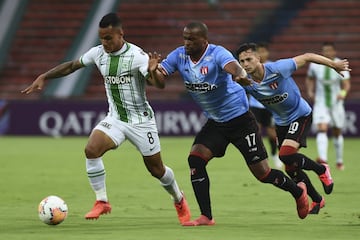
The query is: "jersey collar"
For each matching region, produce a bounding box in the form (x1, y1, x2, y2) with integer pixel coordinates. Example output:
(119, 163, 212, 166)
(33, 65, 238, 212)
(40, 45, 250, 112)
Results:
(109, 42, 130, 56)
(188, 44, 209, 65)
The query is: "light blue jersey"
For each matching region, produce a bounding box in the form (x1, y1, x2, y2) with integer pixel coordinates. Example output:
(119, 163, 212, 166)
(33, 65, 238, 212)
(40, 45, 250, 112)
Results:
(160, 44, 248, 122)
(244, 58, 311, 126)
(249, 95, 266, 109)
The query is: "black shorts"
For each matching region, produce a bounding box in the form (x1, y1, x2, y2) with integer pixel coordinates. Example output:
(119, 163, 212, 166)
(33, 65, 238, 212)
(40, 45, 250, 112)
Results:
(250, 107, 274, 127)
(275, 114, 312, 148)
(193, 111, 268, 165)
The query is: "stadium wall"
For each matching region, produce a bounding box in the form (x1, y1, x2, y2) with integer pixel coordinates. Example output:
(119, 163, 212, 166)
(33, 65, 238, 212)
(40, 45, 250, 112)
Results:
(0, 100, 359, 137)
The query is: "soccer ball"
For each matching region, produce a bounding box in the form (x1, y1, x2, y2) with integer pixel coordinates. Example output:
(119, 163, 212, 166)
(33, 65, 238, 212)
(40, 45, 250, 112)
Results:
(38, 195, 68, 225)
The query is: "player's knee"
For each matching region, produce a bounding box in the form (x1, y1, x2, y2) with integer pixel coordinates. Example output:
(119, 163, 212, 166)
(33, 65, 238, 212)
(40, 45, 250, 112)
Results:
(278, 145, 297, 165)
(257, 169, 271, 182)
(332, 128, 342, 136)
(317, 123, 328, 132)
(84, 144, 101, 159)
(247, 160, 272, 181)
(143, 154, 166, 179)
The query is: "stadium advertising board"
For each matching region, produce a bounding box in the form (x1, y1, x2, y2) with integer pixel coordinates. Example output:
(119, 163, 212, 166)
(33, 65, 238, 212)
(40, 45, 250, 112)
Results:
(1, 100, 205, 136)
(0, 100, 359, 137)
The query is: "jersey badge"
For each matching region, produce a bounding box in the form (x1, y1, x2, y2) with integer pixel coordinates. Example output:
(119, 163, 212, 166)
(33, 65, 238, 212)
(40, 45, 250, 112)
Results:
(200, 66, 208, 75)
(121, 63, 129, 72)
(269, 82, 278, 90)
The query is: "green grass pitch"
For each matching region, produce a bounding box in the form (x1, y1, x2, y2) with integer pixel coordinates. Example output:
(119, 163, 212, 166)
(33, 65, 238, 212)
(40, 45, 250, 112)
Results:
(1, 136, 359, 240)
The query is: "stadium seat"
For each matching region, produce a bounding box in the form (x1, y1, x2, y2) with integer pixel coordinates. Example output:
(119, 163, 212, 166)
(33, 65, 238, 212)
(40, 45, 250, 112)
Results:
(268, 0, 360, 99)
(0, 0, 92, 100)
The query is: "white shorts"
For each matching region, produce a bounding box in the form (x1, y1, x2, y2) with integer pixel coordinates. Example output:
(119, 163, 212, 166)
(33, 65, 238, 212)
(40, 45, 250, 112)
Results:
(93, 115, 161, 156)
(312, 101, 345, 129)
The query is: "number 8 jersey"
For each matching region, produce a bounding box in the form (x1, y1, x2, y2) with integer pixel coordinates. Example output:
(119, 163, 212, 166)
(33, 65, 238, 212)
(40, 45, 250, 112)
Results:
(80, 42, 154, 124)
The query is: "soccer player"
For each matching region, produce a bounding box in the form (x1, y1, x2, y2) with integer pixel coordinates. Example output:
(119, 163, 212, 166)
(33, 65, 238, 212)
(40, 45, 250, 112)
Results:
(21, 13, 191, 224)
(149, 21, 310, 226)
(249, 42, 282, 169)
(305, 42, 351, 170)
(236, 43, 350, 214)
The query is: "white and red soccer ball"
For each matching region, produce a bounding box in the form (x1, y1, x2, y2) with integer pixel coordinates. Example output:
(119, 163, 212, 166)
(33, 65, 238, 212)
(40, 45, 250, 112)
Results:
(38, 195, 68, 225)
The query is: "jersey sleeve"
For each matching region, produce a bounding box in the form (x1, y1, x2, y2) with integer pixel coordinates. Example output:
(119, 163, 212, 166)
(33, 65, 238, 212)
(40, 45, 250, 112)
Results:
(136, 48, 150, 78)
(79, 46, 99, 66)
(275, 58, 297, 78)
(214, 45, 237, 69)
(160, 48, 179, 76)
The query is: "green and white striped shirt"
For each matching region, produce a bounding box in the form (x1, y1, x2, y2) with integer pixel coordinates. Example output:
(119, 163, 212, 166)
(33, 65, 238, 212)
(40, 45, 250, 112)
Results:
(307, 57, 350, 107)
(80, 42, 154, 124)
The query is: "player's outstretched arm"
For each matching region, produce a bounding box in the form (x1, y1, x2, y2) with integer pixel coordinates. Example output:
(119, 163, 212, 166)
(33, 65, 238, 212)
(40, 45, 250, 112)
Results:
(147, 52, 165, 89)
(293, 53, 351, 76)
(224, 61, 251, 86)
(21, 60, 84, 94)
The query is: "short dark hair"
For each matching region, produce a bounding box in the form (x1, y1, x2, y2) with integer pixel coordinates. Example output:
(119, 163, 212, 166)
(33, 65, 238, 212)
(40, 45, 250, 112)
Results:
(235, 42, 257, 56)
(322, 41, 335, 48)
(256, 42, 269, 49)
(185, 21, 208, 38)
(99, 13, 122, 28)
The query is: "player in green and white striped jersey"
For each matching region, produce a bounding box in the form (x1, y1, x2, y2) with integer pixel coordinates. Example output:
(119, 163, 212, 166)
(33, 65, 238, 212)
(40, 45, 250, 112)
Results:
(81, 41, 154, 125)
(22, 12, 191, 224)
(306, 42, 351, 170)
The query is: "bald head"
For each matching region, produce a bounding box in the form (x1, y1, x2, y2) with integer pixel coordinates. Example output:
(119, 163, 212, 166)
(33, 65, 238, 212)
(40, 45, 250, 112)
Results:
(184, 21, 208, 39)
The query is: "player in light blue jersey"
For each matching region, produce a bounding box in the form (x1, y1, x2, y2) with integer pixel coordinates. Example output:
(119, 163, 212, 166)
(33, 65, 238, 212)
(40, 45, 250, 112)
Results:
(237, 43, 351, 214)
(149, 22, 310, 225)
(251, 43, 282, 169)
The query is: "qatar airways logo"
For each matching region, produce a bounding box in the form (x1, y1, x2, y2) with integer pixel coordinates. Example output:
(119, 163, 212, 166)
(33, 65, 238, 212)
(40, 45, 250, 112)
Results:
(260, 92, 288, 105)
(184, 81, 217, 92)
(104, 75, 131, 84)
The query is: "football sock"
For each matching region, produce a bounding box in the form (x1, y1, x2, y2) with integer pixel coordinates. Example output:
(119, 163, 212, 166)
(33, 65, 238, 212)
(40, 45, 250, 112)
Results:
(160, 166, 183, 203)
(259, 168, 302, 199)
(188, 154, 212, 219)
(285, 169, 322, 203)
(289, 153, 325, 175)
(279, 146, 325, 176)
(316, 132, 328, 162)
(86, 158, 107, 202)
(333, 135, 344, 164)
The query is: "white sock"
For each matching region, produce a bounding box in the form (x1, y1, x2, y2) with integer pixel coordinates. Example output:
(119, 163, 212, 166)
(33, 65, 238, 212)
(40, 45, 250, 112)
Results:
(316, 132, 328, 162)
(160, 166, 183, 203)
(333, 135, 344, 164)
(86, 158, 108, 202)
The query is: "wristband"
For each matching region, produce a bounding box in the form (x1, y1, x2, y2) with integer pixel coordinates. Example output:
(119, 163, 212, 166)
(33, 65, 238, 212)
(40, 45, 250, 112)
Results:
(340, 89, 347, 97)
